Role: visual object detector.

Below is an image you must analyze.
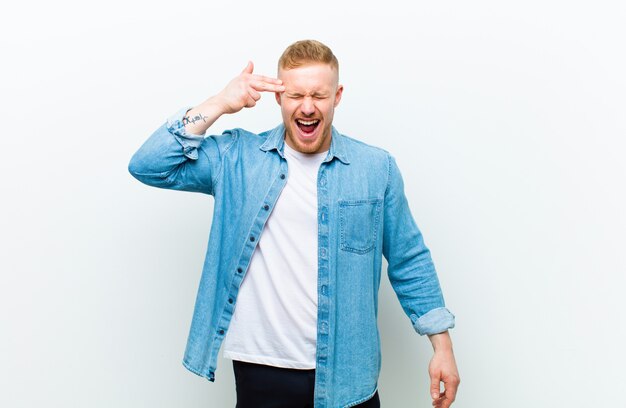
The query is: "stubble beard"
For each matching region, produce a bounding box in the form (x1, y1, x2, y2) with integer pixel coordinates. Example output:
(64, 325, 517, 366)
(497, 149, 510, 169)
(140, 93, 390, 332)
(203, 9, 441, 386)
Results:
(284, 123, 331, 154)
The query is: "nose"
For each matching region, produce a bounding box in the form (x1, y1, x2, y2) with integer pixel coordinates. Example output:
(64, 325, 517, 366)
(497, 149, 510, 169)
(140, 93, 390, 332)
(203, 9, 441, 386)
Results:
(300, 97, 315, 116)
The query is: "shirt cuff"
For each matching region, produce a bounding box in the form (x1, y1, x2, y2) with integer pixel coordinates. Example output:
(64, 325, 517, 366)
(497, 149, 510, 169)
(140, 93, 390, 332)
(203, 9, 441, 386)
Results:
(166, 106, 206, 160)
(410, 307, 456, 336)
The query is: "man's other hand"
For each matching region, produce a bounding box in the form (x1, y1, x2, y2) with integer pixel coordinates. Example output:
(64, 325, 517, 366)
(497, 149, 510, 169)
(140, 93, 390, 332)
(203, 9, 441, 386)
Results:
(428, 331, 460, 408)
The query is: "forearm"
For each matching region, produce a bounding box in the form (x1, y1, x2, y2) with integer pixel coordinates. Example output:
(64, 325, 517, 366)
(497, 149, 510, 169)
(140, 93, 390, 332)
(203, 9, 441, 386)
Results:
(428, 330, 454, 352)
(183, 96, 226, 136)
(182, 60, 285, 135)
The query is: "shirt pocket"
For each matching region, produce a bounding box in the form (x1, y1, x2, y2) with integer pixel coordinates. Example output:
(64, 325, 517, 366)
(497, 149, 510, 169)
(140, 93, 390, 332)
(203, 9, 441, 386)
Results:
(339, 198, 383, 254)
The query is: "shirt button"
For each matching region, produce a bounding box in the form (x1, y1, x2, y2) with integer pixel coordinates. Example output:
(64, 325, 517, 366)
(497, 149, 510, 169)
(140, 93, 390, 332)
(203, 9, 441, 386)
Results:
(321, 285, 327, 295)
(237, 267, 243, 273)
(219, 329, 224, 335)
(228, 298, 233, 304)
(280, 174, 285, 179)
(263, 204, 269, 210)
(250, 236, 255, 242)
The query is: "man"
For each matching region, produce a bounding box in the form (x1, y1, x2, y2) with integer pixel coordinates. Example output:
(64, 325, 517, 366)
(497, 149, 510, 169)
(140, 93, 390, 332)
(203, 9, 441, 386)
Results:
(128, 40, 459, 408)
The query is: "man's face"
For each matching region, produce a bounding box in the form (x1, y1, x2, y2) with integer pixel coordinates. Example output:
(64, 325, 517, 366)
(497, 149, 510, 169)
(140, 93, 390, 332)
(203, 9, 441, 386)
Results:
(275, 63, 343, 154)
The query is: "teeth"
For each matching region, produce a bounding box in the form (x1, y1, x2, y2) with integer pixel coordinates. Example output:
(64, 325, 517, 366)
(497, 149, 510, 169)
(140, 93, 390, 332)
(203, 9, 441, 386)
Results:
(296, 119, 319, 126)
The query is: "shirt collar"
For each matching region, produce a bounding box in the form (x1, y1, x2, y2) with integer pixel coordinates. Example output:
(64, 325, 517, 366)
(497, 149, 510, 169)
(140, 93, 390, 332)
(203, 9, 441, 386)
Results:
(259, 123, 351, 165)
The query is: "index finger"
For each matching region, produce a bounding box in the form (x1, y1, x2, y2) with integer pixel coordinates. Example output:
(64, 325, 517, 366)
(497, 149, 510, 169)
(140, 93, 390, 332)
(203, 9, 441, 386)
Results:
(252, 74, 283, 85)
(250, 80, 285, 93)
(441, 384, 458, 407)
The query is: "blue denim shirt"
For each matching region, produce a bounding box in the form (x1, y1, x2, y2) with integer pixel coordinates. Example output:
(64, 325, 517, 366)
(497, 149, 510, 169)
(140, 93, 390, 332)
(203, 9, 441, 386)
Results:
(128, 107, 455, 408)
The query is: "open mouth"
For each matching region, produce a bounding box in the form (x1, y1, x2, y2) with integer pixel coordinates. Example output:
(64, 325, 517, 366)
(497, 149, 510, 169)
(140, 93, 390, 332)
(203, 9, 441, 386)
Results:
(295, 118, 321, 137)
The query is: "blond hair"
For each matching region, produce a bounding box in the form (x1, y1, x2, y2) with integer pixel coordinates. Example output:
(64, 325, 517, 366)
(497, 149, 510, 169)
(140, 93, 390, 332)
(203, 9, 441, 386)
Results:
(278, 40, 339, 73)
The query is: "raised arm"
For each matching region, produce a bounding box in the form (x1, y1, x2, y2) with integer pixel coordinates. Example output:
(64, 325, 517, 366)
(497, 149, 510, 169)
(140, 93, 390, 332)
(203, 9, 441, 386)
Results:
(182, 61, 285, 135)
(127, 61, 285, 195)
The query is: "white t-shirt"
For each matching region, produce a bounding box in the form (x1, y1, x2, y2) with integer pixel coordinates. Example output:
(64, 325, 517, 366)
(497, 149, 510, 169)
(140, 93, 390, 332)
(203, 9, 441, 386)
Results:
(222, 141, 327, 369)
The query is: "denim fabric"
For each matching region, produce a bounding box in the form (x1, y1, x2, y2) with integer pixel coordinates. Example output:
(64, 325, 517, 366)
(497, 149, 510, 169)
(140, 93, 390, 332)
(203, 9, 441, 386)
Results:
(128, 107, 455, 408)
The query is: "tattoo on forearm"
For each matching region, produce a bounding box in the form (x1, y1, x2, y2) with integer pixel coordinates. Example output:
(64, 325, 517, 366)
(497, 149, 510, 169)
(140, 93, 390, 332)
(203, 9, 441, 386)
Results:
(182, 113, 209, 126)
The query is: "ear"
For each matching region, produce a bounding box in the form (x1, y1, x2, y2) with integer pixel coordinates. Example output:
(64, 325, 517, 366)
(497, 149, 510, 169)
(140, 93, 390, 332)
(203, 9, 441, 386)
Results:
(275, 91, 282, 106)
(334, 84, 344, 108)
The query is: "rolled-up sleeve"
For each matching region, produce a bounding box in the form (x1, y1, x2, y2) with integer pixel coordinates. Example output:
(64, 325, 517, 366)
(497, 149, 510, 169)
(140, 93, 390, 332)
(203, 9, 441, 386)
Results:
(128, 107, 237, 195)
(382, 154, 455, 335)
(166, 106, 207, 160)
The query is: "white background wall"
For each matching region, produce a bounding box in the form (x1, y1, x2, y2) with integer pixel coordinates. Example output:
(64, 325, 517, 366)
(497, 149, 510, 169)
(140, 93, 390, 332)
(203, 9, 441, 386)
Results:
(1, 1, 624, 407)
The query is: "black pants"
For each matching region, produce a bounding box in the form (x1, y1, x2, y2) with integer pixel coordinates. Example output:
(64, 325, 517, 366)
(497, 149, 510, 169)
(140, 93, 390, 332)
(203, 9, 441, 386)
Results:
(232, 360, 381, 408)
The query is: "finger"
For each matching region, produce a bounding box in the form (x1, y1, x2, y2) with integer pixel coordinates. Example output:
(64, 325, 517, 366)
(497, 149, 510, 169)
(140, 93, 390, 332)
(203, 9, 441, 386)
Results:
(252, 74, 283, 85)
(250, 80, 285, 93)
(242, 94, 257, 108)
(436, 389, 456, 408)
(244, 98, 256, 108)
(433, 393, 447, 408)
(241, 60, 254, 75)
(248, 88, 261, 101)
(444, 380, 459, 403)
(438, 393, 449, 408)
(440, 379, 459, 407)
(430, 374, 441, 400)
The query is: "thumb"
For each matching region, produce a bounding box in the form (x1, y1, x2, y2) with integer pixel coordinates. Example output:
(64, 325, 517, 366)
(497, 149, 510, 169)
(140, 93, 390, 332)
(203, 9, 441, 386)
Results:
(241, 60, 254, 74)
(430, 374, 441, 400)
